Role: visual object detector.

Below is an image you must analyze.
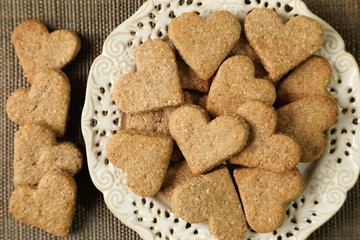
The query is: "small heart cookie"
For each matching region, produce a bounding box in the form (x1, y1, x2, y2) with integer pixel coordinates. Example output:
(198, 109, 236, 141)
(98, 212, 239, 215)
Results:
(13, 124, 82, 187)
(169, 104, 249, 174)
(277, 97, 338, 162)
(6, 69, 70, 136)
(245, 8, 324, 81)
(9, 169, 76, 237)
(207, 56, 276, 116)
(106, 130, 173, 197)
(113, 39, 183, 114)
(234, 168, 304, 233)
(172, 168, 248, 240)
(277, 56, 332, 105)
(12, 19, 81, 82)
(168, 11, 241, 80)
(230, 101, 301, 172)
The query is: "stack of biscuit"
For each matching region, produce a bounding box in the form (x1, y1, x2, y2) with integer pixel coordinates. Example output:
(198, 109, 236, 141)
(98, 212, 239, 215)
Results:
(6, 20, 83, 237)
(107, 8, 338, 240)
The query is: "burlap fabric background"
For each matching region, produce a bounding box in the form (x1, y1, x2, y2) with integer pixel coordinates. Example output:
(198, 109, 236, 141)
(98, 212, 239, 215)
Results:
(0, 0, 359, 239)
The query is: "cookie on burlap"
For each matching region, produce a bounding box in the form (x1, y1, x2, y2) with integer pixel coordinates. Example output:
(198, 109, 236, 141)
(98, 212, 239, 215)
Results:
(234, 168, 304, 233)
(277, 96, 338, 162)
(168, 11, 241, 80)
(277, 56, 333, 105)
(230, 101, 301, 172)
(12, 19, 81, 82)
(169, 104, 249, 174)
(207, 55, 276, 116)
(13, 124, 82, 187)
(172, 168, 248, 240)
(6, 69, 70, 136)
(113, 39, 183, 114)
(106, 130, 173, 196)
(9, 169, 76, 237)
(245, 8, 324, 81)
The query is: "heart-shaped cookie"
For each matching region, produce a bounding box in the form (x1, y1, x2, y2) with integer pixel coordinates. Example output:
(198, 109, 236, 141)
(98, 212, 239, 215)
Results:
(207, 56, 276, 116)
(6, 69, 70, 136)
(230, 101, 301, 172)
(113, 39, 183, 114)
(12, 19, 81, 82)
(245, 8, 324, 81)
(9, 169, 76, 237)
(172, 168, 248, 240)
(277, 97, 338, 162)
(13, 124, 82, 187)
(168, 11, 241, 80)
(106, 130, 173, 197)
(169, 104, 249, 174)
(277, 56, 332, 105)
(234, 168, 304, 233)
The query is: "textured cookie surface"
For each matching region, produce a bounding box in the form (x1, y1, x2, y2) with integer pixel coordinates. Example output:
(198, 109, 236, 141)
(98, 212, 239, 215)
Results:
(168, 11, 241, 80)
(172, 168, 248, 240)
(106, 130, 173, 196)
(13, 124, 82, 187)
(169, 104, 249, 174)
(230, 101, 301, 172)
(9, 169, 77, 237)
(113, 39, 183, 114)
(277, 97, 338, 162)
(6, 69, 70, 136)
(234, 168, 304, 233)
(245, 8, 324, 80)
(207, 56, 276, 116)
(277, 56, 332, 105)
(12, 19, 81, 82)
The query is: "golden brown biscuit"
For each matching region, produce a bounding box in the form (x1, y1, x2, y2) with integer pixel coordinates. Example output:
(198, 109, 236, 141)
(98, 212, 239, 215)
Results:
(172, 168, 248, 240)
(234, 168, 304, 233)
(168, 11, 241, 80)
(245, 8, 324, 81)
(12, 19, 81, 82)
(9, 169, 76, 237)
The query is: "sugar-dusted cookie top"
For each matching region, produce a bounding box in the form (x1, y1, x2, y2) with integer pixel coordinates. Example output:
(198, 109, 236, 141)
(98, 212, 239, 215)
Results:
(9, 169, 77, 237)
(168, 11, 241, 80)
(207, 55, 276, 116)
(245, 8, 324, 81)
(230, 101, 301, 172)
(277, 96, 338, 162)
(172, 168, 248, 240)
(169, 104, 249, 174)
(12, 19, 81, 82)
(13, 124, 82, 187)
(113, 39, 183, 114)
(6, 69, 70, 136)
(106, 130, 173, 196)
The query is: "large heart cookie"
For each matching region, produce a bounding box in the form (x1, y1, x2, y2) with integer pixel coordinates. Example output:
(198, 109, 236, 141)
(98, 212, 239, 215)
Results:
(106, 130, 173, 197)
(168, 11, 241, 80)
(234, 168, 304, 233)
(277, 56, 333, 105)
(207, 55, 276, 116)
(245, 8, 324, 81)
(12, 19, 81, 82)
(277, 97, 338, 162)
(6, 69, 70, 136)
(230, 101, 301, 172)
(172, 168, 248, 240)
(13, 124, 82, 187)
(9, 169, 76, 237)
(113, 39, 183, 114)
(169, 104, 249, 174)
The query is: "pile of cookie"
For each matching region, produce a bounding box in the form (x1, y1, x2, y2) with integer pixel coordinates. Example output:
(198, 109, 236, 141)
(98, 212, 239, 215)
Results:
(107, 9, 338, 239)
(6, 20, 83, 237)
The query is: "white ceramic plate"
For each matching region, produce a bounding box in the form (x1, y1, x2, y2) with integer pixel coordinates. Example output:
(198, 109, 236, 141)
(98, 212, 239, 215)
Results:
(81, 0, 360, 239)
